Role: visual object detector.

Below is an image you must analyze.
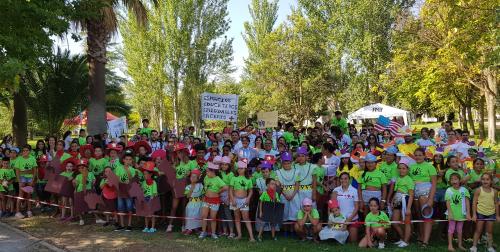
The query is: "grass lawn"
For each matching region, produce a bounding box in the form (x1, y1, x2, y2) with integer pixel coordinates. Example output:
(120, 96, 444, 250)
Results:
(1, 214, 499, 252)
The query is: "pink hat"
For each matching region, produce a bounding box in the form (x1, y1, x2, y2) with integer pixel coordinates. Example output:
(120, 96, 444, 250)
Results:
(207, 162, 219, 170)
(213, 156, 223, 164)
(328, 199, 339, 209)
(221, 156, 231, 164)
(398, 158, 411, 167)
(302, 197, 313, 206)
(237, 160, 247, 169)
(191, 169, 201, 177)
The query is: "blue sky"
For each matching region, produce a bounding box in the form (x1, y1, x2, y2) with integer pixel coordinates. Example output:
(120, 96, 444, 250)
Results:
(55, 0, 297, 80)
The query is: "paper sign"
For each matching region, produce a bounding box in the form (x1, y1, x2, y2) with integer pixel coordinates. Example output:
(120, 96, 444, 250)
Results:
(73, 191, 90, 215)
(107, 117, 128, 138)
(45, 175, 74, 197)
(135, 197, 161, 217)
(261, 201, 284, 225)
(49, 158, 61, 174)
(201, 92, 239, 122)
(257, 111, 278, 128)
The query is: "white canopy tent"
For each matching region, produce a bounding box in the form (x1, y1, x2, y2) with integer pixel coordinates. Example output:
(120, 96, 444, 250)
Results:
(347, 103, 411, 126)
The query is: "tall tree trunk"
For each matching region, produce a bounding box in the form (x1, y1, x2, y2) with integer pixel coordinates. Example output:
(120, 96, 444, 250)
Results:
(172, 76, 179, 134)
(478, 96, 485, 139)
(86, 19, 110, 135)
(12, 91, 27, 146)
(483, 67, 497, 143)
(460, 104, 467, 131)
(466, 105, 475, 136)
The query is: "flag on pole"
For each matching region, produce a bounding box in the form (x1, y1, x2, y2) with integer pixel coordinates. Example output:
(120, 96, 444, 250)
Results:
(375, 115, 403, 137)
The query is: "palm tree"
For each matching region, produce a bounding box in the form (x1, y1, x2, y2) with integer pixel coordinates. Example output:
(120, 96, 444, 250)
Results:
(79, 0, 148, 135)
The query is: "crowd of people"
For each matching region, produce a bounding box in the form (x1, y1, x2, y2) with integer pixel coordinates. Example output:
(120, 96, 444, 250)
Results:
(0, 113, 499, 251)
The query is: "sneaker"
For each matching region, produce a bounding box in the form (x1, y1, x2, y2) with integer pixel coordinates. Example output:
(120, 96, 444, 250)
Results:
(198, 232, 208, 239)
(96, 219, 106, 224)
(125, 226, 132, 232)
(142, 228, 150, 233)
(114, 226, 124, 232)
(273, 237, 278, 241)
(149, 228, 157, 233)
(15, 212, 24, 219)
(394, 240, 404, 245)
(487, 247, 496, 252)
(79, 220, 84, 226)
(470, 246, 478, 252)
(26, 211, 33, 218)
(211, 233, 218, 239)
(166, 224, 173, 233)
(398, 242, 408, 248)
(228, 233, 236, 239)
(378, 242, 385, 249)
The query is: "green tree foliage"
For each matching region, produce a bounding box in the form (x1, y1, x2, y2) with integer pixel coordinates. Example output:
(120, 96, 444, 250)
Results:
(121, 0, 233, 131)
(383, 0, 497, 141)
(243, 10, 334, 124)
(0, 0, 71, 145)
(24, 49, 88, 136)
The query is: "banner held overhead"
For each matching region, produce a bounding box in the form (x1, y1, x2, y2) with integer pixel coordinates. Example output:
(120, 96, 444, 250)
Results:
(201, 92, 239, 122)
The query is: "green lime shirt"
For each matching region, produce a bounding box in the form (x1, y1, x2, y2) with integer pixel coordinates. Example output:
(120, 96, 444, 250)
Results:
(445, 168, 465, 185)
(175, 160, 197, 179)
(139, 127, 153, 137)
(365, 211, 390, 228)
(251, 171, 262, 185)
(0, 168, 15, 191)
(394, 175, 415, 194)
(89, 158, 109, 175)
(230, 176, 253, 190)
(141, 180, 158, 197)
(14, 156, 38, 178)
(378, 161, 398, 181)
(409, 162, 437, 183)
(219, 171, 235, 185)
(466, 170, 482, 185)
(74, 172, 95, 192)
(203, 176, 226, 193)
(297, 209, 320, 221)
(359, 169, 387, 190)
(60, 171, 74, 179)
(259, 191, 280, 202)
(114, 166, 138, 183)
(445, 187, 470, 221)
(312, 166, 326, 194)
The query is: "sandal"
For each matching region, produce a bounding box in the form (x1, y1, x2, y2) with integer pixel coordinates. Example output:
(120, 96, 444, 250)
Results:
(421, 242, 429, 248)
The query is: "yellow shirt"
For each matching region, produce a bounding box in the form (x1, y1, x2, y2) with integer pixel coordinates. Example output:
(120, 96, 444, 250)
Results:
(397, 143, 418, 156)
(477, 187, 495, 216)
(336, 164, 361, 181)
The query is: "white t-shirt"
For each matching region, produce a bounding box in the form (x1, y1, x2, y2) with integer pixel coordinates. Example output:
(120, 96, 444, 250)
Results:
(333, 185, 359, 220)
(324, 155, 340, 177)
(448, 142, 471, 158)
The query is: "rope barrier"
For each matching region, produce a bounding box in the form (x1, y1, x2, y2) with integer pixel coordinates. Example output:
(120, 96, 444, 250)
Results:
(4, 194, 495, 225)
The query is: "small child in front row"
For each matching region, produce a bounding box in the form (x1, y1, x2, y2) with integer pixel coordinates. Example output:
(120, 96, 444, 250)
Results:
(445, 173, 471, 252)
(257, 178, 280, 241)
(359, 197, 390, 249)
(141, 162, 158, 233)
(470, 172, 498, 252)
(184, 169, 203, 235)
(0, 157, 15, 217)
(319, 199, 349, 244)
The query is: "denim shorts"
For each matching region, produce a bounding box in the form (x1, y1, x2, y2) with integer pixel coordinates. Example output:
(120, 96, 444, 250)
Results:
(477, 213, 495, 221)
(20, 176, 33, 184)
(117, 197, 134, 212)
(434, 188, 446, 202)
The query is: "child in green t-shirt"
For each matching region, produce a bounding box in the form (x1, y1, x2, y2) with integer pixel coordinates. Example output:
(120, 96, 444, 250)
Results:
(141, 162, 158, 233)
(359, 198, 390, 249)
(445, 173, 471, 251)
(14, 145, 38, 219)
(388, 161, 414, 248)
(0, 157, 15, 217)
(294, 197, 321, 242)
(257, 178, 280, 241)
(60, 159, 75, 221)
